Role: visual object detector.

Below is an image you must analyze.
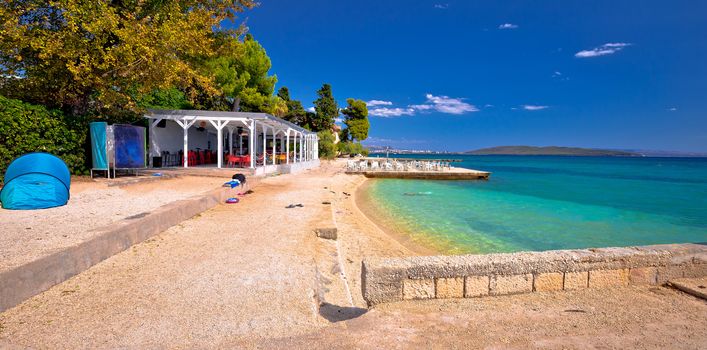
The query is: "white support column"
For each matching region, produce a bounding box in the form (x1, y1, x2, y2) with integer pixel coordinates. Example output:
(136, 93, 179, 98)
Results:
(299, 133, 304, 162)
(208, 120, 229, 169)
(272, 130, 277, 165)
(175, 118, 197, 168)
(294, 133, 299, 163)
(228, 127, 234, 155)
(295, 133, 298, 163)
(249, 120, 255, 168)
(262, 125, 267, 166)
(286, 129, 290, 164)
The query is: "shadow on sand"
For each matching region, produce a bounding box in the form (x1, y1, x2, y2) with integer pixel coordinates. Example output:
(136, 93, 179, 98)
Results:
(319, 302, 367, 322)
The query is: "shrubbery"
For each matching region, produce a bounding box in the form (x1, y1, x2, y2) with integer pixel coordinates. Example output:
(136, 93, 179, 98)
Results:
(337, 141, 369, 157)
(0, 95, 88, 179)
(317, 130, 338, 159)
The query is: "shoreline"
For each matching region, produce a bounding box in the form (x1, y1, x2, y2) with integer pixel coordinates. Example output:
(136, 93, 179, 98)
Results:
(353, 177, 446, 256)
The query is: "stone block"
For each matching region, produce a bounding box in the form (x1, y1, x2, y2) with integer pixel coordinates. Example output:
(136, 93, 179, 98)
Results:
(534, 272, 563, 292)
(435, 277, 464, 298)
(657, 265, 685, 284)
(490, 274, 532, 296)
(629, 267, 658, 285)
(682, 263, 707, 279)
(403, 279, 435, 300)
(315, 227, 337, 240)
(564, 271, 588, 290)
(464, 276, 489, 298)
(589, 269, 629, 288)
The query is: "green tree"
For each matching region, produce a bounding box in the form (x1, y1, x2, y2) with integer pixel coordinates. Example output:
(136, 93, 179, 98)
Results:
(0, 95, 87, 178)
(341, 98, 369, 142)
(204, 33, 278, 112)
(277, 86, 308, 126)
(317, 130, 337, 159)
(139, 88, 193, 110)
(0, 0, 256, 117)
(312, 83, 338, 132)
(268, 96, 288, 117)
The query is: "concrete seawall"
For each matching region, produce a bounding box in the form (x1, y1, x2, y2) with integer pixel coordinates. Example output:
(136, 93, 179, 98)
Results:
(362, 243, 707, 305)
(0, 186, 232, 313)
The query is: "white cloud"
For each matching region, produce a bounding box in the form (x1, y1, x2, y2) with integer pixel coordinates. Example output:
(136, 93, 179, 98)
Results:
(368, 107, 416, 118)
(368, 94, 479, 117)
(552, 71, 570, 81)
(484, 104, 494, 108)
(498, 23, 518, 30)
(575, 42, 631, 58)
(306, 107, 315, 112)
(434, 4, 449, 9)
(413, 94, 479, 114)
(366, 100, 393, 107)
(522, 105, 549, 111)
(668, 107, 678, 111)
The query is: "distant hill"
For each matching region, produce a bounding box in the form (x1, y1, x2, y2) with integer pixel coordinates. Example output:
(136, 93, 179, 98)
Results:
(465, 146, 640, 156)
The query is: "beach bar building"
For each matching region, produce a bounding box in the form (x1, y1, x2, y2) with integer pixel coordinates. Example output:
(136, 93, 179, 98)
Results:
(145, 109, 319, 175)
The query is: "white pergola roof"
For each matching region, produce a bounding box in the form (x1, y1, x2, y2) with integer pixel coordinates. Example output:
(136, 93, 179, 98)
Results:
(144, 108, 319, 169)
(145, 109, 317, 136)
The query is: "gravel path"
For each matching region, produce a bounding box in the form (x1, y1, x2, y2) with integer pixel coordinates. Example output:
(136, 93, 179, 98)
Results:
(0, 169, 335, 348)
(0, 176, 224, 272)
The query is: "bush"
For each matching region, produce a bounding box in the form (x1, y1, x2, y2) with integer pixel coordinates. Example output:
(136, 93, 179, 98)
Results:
(336, 141, 369, 157)
(317, 130, 337, 159)
(0, 95, 88, 180)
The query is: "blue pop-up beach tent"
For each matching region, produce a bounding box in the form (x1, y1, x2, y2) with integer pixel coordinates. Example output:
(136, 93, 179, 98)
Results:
(0, 153, 71, 210)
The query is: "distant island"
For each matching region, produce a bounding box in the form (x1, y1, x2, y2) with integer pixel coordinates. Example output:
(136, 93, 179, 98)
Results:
(465, 146, 640, 156)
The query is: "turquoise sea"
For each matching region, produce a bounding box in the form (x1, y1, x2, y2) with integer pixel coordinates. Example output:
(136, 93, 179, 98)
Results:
(366, 155, 707, 254)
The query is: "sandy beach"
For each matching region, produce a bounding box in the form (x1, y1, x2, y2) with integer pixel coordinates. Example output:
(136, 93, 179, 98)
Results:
(1, 160, 706, 348)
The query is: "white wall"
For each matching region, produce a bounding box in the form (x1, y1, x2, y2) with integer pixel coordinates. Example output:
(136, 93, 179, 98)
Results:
(151, 120, 217, 157)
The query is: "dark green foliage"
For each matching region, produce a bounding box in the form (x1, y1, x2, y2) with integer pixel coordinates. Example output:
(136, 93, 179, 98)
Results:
(341, 98, 369, 142)
(277, 86, 309, 127)
(0, 95, 87, 179)
(337, 141, 368, 157)
(205, 33, 278, 113)
(317, 131, 337, 159)
(312, 84, 338, 132)
(139, 88, 193, 110)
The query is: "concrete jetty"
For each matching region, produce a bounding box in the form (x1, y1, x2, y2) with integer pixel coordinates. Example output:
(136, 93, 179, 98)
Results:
(345, 158, 490, 180)
(348, 167, 490, 180)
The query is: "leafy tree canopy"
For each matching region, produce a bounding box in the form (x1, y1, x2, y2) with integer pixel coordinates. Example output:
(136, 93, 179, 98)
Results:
(312, 83, 337, 132)
(0, 0, 255, 117)
(341, 98, 369, 141)
(277, 86, 309, 127)
(204, 33, 278, 113)
(317, 130, 337, 159)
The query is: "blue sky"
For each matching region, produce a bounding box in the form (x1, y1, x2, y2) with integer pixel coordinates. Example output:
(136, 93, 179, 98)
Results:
(238, 1, 707, 152)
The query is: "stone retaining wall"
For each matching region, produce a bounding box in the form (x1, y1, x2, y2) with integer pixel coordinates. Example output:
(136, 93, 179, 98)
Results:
(362, 243, 707, 305)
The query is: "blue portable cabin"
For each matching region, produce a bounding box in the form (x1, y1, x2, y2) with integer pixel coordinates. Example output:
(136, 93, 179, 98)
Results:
(0, 153, 71, 210)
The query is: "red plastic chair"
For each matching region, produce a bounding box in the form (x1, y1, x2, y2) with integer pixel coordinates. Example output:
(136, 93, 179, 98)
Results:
(187, 151, 197, 166)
